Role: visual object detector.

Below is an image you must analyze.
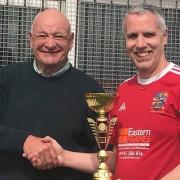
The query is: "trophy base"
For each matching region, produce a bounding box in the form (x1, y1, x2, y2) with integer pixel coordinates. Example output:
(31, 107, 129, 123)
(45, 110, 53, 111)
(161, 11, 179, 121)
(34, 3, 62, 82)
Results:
(93, 171, 113, 180)
(93, 150, 113, 180)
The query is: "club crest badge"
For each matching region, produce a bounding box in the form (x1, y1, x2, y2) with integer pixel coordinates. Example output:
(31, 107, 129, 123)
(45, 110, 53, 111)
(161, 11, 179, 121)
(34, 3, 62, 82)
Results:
(151, 90, 168, 111)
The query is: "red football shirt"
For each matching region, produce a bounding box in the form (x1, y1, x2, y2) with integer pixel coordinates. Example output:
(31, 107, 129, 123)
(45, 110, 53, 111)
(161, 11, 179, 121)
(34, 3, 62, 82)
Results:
(110, 63, 180, 180)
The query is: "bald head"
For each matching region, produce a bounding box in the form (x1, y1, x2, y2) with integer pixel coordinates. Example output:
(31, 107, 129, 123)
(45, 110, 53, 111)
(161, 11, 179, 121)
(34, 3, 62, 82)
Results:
(31, 8, 71, 36)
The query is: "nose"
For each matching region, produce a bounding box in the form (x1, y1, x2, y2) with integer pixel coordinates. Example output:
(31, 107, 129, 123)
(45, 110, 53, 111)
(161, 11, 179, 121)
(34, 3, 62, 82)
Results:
(45, 37, 56, 49)
(136, 35, 146, 49)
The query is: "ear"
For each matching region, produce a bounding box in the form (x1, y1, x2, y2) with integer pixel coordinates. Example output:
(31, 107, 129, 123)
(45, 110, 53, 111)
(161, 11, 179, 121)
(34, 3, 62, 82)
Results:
(28, 32, 33, 48)
(163, 29, 168, 46)
(69, 32, 74, 50)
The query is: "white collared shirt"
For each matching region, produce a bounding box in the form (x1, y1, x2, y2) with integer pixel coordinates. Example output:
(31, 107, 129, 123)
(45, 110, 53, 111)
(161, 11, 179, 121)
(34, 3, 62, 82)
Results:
(33, 60, 70, 77)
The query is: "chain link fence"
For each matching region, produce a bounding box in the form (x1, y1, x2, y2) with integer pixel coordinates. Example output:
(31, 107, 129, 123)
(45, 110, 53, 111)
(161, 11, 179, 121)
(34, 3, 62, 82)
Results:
(0, 0, 180, 92)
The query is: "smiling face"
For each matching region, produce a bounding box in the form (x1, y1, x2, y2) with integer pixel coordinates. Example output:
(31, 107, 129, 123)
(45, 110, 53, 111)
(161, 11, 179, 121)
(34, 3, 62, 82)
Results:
(124, 12, 168, 78)
(29, 9, 74, 75)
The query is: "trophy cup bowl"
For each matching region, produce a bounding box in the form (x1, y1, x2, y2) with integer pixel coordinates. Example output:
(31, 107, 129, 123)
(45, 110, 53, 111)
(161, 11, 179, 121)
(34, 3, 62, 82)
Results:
(85, 93, 117, 180)
(85, 93, 115, 114)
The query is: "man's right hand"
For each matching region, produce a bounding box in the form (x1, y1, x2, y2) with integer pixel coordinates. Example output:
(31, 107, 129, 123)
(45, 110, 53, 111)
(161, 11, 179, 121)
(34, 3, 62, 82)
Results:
(23, 135, 59, 169)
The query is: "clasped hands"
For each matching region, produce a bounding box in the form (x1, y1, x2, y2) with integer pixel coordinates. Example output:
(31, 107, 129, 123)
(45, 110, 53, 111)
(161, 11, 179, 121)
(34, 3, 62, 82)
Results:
(23, 135, 63, 170)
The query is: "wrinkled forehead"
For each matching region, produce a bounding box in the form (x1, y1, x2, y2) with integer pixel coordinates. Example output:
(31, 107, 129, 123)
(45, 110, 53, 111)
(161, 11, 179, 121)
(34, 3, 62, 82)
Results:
(32, 23, 70, 36)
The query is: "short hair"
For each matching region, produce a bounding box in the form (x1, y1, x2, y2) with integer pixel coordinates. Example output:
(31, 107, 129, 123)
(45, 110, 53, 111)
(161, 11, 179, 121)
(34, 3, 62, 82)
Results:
(124, 3, 167, 33)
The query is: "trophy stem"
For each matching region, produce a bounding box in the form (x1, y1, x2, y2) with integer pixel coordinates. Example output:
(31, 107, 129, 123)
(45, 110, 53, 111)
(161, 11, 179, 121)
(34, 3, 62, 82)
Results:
(93, 150, 113, 180)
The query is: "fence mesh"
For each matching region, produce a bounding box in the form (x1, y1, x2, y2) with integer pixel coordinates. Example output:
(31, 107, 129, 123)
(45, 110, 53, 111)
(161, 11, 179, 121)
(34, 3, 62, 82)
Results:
(0, 0, 180, 92)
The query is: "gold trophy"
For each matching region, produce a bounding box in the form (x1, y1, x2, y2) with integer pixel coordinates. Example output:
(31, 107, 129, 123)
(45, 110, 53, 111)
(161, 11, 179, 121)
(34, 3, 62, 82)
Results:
(85, 93, 117, 180)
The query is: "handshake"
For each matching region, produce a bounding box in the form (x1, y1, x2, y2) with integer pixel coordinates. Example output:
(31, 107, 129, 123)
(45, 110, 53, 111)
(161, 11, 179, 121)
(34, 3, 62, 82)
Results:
(23, 135, 64, 170)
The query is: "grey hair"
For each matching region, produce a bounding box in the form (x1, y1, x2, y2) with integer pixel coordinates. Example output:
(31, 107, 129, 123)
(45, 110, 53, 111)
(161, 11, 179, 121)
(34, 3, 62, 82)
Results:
(124, 3, 167, 33)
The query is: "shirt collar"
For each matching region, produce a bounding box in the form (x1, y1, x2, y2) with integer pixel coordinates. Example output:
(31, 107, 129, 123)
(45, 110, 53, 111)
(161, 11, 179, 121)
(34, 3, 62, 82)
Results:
(137, 62, 173, 85)
(33, 60, 70, 78)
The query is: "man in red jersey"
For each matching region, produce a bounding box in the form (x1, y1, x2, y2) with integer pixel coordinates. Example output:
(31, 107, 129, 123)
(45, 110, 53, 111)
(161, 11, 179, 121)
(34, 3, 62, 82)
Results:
(109, 3, 180, 180)
(29, 3, 180, 180)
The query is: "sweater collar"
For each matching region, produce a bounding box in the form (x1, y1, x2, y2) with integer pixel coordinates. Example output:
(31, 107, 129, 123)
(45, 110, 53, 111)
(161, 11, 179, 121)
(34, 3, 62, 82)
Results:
(33, 60, 70, 78)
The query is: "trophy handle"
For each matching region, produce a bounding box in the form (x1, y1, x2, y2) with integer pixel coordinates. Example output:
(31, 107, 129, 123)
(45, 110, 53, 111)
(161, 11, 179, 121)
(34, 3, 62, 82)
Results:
(87, 118, 100, 149)
(106, 117, 117, 149)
